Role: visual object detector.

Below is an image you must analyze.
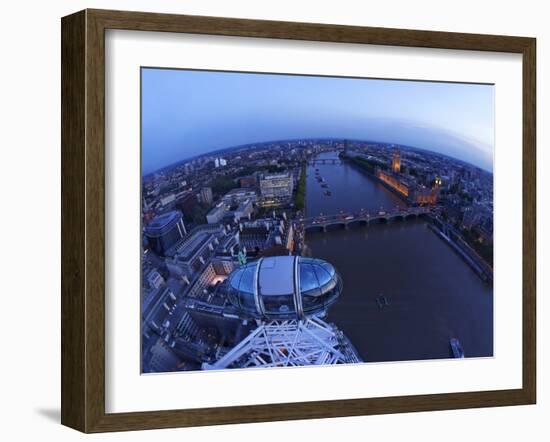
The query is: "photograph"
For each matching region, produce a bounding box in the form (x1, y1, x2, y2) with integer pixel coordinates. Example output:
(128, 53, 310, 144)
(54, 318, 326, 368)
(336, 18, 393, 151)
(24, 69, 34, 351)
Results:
(140, 67, 494, 373)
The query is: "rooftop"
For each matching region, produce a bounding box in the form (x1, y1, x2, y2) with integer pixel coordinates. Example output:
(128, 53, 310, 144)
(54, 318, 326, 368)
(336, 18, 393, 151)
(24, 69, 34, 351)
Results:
(261, 172, 291, 180)
(145, 210, 181, 232)
(225, 188, 257, 196)
(173, 231, 212, 262)
(207, 203, 228, 216)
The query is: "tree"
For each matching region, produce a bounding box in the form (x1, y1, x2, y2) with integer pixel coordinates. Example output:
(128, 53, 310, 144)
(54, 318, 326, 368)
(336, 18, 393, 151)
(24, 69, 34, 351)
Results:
(295, 163, 307, 210)
(210, 177, 238, 197)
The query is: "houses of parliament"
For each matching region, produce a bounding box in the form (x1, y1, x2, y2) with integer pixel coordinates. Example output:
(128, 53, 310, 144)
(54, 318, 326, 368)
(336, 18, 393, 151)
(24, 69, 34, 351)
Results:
(375, 148, 441, 205)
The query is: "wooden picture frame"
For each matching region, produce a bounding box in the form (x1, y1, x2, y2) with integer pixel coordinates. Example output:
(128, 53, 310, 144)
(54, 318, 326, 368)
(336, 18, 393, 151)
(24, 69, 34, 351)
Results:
(61, 8, 536, 433)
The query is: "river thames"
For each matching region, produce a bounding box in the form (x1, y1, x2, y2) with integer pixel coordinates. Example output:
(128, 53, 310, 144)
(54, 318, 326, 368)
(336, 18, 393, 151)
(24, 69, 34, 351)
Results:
(304, 152, 493, 362)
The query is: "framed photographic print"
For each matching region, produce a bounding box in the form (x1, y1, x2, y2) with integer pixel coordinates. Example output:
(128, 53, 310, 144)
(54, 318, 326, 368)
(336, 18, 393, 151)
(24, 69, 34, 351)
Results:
(61, 9, 536, 433)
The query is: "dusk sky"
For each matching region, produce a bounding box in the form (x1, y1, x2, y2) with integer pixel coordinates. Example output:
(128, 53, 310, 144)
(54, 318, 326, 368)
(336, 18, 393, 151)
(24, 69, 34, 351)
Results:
(141, 68, 494, 174)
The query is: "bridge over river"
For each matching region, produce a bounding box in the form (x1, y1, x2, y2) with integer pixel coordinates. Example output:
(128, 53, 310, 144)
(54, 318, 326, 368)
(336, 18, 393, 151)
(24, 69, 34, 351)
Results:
(307, 158, 342, 166)
(299, 206, 431, 232)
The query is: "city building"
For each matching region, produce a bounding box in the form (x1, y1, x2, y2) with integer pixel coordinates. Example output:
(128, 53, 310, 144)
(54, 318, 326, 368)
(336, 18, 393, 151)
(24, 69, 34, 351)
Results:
(376, 169, 410, 197)
(211, 257, 236, 276)
(187, 258, 234, 298)
(409, 186, 439, 205)
(375, 153, 440, 205)
(142, 285, 178, 336)
(199, 187, 213, 205)
(165, 225, 233, 283)
(239, 223, 270, 252)
(462, 201, 490, 230)
(146, 269, 165, 289)
(142, 339, 181, 373)
(206, 202, 229, 224)
(187, 262, 220, 297)
(239, 218, 294, 255)
(160, 193, 176, 207)
(232, 199, 254, 220)
(259, 172, 294, 206)
(144, 210, 187, 256)
(214, 157, 227, 168)
(221, 188, 258, 205)
(216, 230, 241, 257)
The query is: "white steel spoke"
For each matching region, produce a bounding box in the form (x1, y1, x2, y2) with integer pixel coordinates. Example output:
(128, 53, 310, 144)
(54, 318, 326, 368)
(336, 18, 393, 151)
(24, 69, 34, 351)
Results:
(203, 316, 361, 370)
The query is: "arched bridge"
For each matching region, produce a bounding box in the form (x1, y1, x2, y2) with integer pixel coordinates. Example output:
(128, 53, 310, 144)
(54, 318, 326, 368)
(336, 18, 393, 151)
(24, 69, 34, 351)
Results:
(299, 207, 431, 232)
(307, 158, 342, 165)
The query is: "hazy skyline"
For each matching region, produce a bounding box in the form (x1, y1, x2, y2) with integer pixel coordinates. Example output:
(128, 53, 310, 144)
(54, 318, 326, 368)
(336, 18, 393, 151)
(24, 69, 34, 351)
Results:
(142, 68, 494, 174)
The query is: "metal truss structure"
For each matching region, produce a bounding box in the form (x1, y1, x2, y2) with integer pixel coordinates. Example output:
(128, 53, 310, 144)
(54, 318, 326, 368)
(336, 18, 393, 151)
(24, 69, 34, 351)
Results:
(203, 316, 361, 370)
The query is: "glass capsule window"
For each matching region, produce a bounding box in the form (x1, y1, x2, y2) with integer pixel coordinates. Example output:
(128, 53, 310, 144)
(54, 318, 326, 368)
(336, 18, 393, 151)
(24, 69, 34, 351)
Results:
(299, 262, 322, 297)
(227, 263, 257, 315)
(262, 295, 296, 316)
(299, 258, 341, 313)
(226, 256, 342, 320)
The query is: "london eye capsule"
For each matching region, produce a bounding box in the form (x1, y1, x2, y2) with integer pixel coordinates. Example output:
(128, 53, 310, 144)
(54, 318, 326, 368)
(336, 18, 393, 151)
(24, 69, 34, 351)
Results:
(226, 255, 342, 320)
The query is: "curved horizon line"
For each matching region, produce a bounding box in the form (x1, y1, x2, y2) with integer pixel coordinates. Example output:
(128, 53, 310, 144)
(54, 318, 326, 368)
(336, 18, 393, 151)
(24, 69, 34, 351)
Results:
(142, 136, 492, 177)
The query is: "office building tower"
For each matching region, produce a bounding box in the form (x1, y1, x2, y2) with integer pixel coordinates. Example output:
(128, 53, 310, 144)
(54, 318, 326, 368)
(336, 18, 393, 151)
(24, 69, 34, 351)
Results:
(144, 210, 187, 256)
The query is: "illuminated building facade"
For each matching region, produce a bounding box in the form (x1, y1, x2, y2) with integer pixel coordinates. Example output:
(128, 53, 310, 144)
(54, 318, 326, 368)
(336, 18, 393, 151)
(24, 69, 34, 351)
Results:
(259, 172, 294, 205)
(375, 167, 440, 205)
(411, 175, 441, 205)
(392, 147, 401, 173)
(410, 187, 439, 205)
(376, 169, 409, 197)
(187, 262, 219, 297)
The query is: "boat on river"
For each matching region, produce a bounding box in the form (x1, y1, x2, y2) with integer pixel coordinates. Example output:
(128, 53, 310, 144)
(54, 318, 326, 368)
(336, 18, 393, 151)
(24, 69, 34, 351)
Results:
(376, 294, 389, 309)
(450, 338, 465, 358)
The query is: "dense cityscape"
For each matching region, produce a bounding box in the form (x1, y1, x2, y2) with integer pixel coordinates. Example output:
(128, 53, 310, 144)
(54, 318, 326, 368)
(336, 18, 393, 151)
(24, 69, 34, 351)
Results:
(141, 138, 493, 372)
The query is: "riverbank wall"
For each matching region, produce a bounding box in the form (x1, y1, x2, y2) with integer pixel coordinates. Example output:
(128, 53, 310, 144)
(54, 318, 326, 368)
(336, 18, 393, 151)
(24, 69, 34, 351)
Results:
(428, 220, 493, 285)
